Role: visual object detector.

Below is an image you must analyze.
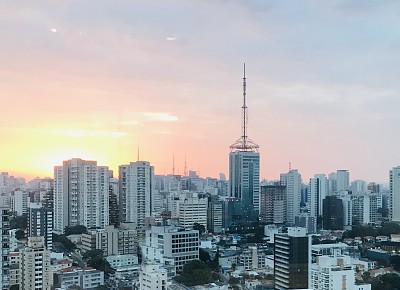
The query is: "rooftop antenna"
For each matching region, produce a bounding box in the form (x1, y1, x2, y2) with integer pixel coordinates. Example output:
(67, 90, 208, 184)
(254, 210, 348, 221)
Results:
(137, 140, 140, 161)
(172, 155, 175, 175)
(230, 63, 259, 152)
(184, 156, 188, 177)
(289, 162, 292, 171)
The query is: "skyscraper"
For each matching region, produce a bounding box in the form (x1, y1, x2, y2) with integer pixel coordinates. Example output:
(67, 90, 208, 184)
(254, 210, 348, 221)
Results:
(308, 174, 328, 220)
(274, 227, 311, 289)
(53, 158, 110, 234)
(229, 64, 260, 221)
(281, 169, 302, 225)
(119, 161, 154, 231)
(389, 166, 400, 222)
(336, 170, 350, 192)
(28, 202, 53, 250)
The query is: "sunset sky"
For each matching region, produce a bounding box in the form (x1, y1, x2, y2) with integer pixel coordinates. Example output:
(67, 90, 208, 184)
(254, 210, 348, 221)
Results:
(1, 0, 399, 183)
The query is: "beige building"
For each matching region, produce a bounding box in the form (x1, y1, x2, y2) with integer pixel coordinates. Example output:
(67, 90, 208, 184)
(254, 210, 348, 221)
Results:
(82, 223, 138, 256)
(20, 236, 51, 290)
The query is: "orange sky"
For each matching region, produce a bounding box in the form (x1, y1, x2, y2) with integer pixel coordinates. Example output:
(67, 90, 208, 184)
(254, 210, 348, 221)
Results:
(1, 1, 400, 183)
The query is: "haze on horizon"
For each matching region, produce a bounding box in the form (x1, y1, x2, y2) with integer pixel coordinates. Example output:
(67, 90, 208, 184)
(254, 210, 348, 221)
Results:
(1, 0, 399, 183)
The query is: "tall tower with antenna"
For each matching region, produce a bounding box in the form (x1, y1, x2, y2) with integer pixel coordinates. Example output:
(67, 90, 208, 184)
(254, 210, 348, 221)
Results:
(228, 63, 260, 222)
(230, 63, 259, 152)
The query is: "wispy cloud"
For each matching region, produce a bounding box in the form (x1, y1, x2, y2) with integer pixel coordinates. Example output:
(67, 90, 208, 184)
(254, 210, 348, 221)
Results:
(51, 130, 127, 138)
(119, 112, 178, 126)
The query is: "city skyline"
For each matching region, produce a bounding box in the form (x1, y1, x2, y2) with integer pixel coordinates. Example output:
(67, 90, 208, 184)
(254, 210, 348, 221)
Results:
(1, 1, 400, 182)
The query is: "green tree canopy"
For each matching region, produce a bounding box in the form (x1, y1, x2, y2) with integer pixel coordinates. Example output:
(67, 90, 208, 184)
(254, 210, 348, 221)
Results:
(175, 260, 217, 286)
(64, 225, 88, 235)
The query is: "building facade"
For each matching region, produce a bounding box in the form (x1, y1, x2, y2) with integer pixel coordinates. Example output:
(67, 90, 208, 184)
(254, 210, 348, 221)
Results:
(274, 227, 311, 289)
(28, 202, 53, 250)
(119, 161, 154, 233)
(53, 158, 110, 233)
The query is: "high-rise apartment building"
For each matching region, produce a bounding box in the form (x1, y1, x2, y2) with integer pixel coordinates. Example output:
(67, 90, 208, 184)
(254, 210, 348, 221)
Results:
(274, 227, 311, 290)
(336, 170, 350, 192)
(28, 202, 53, 250)
(281, 170, 302, 225)
(260, 183, 286, 224)
(308, 174, 328, 220)
(53, 158, 110, 234)
(19, 236, 51, 290)
(0, 207, 10, 290)
(390, 166, 400, 222)
(119, 161, 154, 231)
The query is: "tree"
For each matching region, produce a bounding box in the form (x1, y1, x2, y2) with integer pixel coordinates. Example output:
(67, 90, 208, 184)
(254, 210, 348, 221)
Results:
(9, 214, 27, 230)
(64, 225, 88, 235)
(193, 223, 206, 235)
(10, 285, 19, 290)
(95, 286, 108, 290)
(83, 249, 112, 274)
(15, 229, 25, 240)
(199, 248, 211, 262)
(53, 233, 76, 251)
(175, 260, 217, 286)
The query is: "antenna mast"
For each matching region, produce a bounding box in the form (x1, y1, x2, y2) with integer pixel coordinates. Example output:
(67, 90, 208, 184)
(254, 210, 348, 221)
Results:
(230, 63, 259, 152)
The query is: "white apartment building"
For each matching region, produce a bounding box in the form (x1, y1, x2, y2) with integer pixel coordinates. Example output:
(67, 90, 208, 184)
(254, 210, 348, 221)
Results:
(142, 226, 199, 273)
(19, 236, 51, 290)
(336, 170, 350, 192)
(10, 190, 28, 216)
(239, 246, 266, 271)
(53, 158, 110, 233)
(59, 267, 104, 289)
(81, 223, 138, 256)
(351, 194, 382, 225)
(390, 166, 400, 222)
(119, 161, 154, 232)
(106, 254, 138, 269)
(351, 180, 368, 194)
(280, 170, 302, 225)
(178, 196, 208, 229)
(139, 263, 168, 290)
(310, 255, 371, 290)
(308, 174, 328, 218)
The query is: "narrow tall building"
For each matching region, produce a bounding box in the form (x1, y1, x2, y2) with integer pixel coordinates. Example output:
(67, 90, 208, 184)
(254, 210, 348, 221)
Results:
(336, 170, 350, 192)
(28, 202, 53, 250)
(119, 161, 154, 230)
(0, 207, 9, 290)
(229, 64, 260, 221)
(53, 158, 110, 234)
(274, 227, 311, 289)
(308, 174, 328, 220)
(260, 183, 286, 224)
(390, 166, 400, 222)
(281, 170, 302, 225)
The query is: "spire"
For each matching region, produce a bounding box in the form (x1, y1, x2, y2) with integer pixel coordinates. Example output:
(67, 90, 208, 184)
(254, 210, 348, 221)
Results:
(172, 155, 175, 175)
(137, 140, 140, 161)
(230, 63, 259, 152)
(184, 156, 188, 177)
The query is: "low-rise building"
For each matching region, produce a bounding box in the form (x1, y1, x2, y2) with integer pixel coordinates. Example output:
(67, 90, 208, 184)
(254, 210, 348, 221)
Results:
(59, 267, 104, 289)
(139, 263, 167, 290)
